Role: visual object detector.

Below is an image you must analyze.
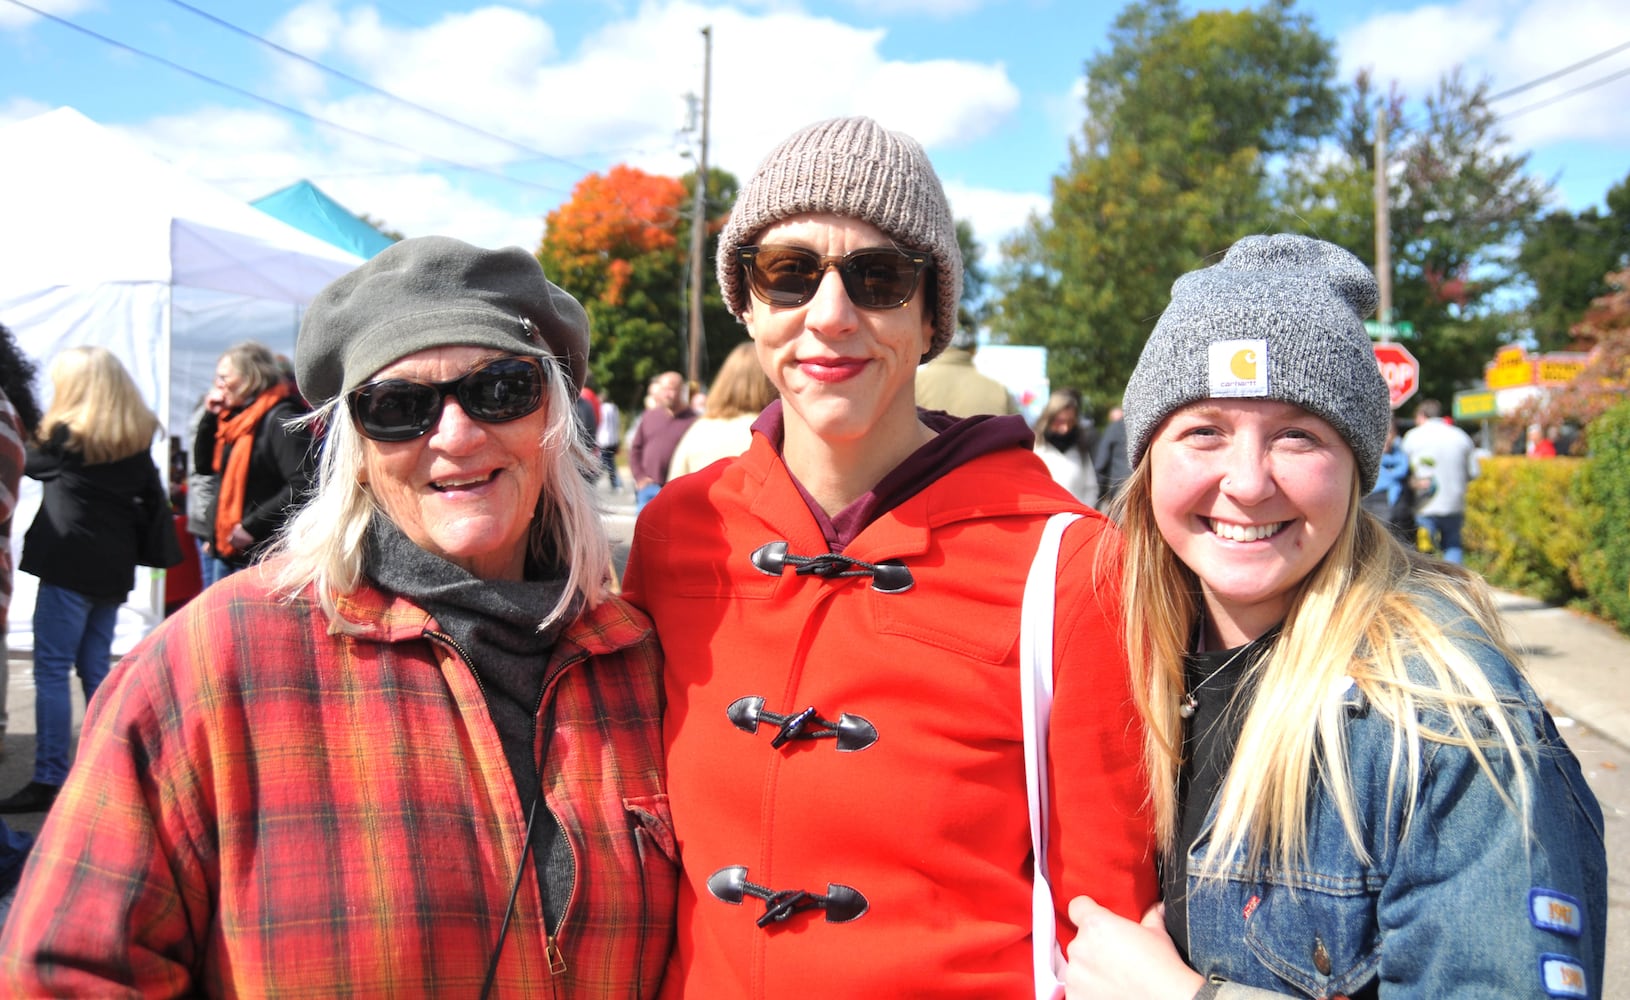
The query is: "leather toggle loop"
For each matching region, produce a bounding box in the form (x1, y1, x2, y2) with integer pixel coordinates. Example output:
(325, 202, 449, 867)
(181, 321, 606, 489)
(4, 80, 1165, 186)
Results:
(771, 706, 818, 748)
(726, 696, 879, 752)
(706, 865, 870, 929)
(749, 541, 914, 594)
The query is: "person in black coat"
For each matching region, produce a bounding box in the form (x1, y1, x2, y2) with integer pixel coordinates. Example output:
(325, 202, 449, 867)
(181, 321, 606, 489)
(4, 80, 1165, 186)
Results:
(193, 342, 316, 585)
(1093, 402, 1131, 511)
(0, 346, 167, 814)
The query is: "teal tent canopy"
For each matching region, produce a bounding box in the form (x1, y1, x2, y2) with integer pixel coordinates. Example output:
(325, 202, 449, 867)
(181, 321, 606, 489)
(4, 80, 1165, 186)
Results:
(252, 179, 395, 259)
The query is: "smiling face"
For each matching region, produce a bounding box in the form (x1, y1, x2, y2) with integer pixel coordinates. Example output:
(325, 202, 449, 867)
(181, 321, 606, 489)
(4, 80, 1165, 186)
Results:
(1148, 398, 1357, 646)
(742, 214, 936, 460)
(358, 345, 549, 581)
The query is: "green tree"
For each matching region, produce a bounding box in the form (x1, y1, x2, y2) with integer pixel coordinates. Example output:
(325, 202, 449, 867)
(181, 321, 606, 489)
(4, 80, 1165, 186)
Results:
(956, 218, 993, 337)
(536, 165, 687, 409)
(536, 164, 739, 409)
(1519, 172, 1630, 350)
(1274, 69, 1553, 404)
(358, 213, 405, 243)
(1387, 70, 1550, 402)
(994, 0, 1339, 404)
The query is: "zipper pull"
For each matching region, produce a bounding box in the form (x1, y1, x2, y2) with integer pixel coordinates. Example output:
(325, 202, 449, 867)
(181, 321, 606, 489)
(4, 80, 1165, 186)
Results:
(546, 936, 566, 975)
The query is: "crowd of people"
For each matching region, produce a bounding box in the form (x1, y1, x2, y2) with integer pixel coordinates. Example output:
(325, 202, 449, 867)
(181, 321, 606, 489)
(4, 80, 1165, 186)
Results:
(0, 114, 1608, 999)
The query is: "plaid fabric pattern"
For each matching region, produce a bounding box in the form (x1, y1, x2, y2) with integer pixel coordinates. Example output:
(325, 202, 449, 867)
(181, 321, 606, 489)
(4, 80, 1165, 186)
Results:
(0, 562, 676, 997)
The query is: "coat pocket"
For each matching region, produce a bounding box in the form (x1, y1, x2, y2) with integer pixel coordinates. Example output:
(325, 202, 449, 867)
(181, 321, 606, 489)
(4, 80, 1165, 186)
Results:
(624, 792, 680, 983)
(1239, 871, 1382, 998)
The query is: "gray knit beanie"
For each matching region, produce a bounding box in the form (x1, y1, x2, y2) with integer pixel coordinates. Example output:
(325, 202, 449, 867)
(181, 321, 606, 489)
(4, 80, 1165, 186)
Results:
(717, 116, 963, 361)
(1122, 234, 1391, 491)
(296, 235, 589, 405)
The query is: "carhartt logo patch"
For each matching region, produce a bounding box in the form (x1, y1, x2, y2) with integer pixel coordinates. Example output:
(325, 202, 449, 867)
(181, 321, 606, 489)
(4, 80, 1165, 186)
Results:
(1208, 339, 1268, 398)
(1539, 954, 1588, 997)
(1530, 889, 1583, 937)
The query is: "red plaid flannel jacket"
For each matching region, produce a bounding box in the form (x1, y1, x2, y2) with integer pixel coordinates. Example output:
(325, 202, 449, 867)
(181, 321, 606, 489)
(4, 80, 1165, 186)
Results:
(0, 561, 677, 997)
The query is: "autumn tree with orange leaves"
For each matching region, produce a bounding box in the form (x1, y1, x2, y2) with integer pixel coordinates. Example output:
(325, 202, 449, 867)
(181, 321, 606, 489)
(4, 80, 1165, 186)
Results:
(537, 164, 739, 408)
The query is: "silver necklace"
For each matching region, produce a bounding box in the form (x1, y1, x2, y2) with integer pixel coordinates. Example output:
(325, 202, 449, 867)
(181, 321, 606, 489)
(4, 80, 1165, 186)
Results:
(1179, 637, 1262, 719)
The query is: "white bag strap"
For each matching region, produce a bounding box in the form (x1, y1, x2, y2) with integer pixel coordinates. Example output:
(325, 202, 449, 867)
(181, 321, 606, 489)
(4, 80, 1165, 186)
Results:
(1021, 511, 1083, 1000)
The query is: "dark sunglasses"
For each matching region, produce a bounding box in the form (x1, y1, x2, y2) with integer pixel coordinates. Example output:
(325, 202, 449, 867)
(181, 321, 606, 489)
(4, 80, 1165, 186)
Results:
(738, 244, 930, 310)
(347, 356, 546, 442)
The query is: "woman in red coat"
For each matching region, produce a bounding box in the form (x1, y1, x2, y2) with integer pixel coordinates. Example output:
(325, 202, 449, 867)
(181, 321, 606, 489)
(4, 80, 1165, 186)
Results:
(623, 116, 1157, 998)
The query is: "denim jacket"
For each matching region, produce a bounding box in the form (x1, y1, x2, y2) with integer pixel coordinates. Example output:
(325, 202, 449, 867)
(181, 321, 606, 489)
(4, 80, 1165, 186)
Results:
(1180, 618, 1606, 999)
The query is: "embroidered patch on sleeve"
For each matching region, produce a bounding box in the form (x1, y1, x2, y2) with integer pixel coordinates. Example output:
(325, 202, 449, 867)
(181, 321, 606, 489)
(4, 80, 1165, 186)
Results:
(1538, 954, 1589, 998)
(1529, 889, 1584, 937)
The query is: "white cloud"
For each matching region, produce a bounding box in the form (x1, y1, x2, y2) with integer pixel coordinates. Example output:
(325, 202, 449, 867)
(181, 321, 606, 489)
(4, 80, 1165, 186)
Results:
(0, 96, 52, 125)
(100, 0, 1025, 251)
(1338, 0, 1630, 149)
(0, 0, 98, 32)
(1338, 2, 1502, 92)
(839, 0, 985, 16)
(942, 181, 1048, 264)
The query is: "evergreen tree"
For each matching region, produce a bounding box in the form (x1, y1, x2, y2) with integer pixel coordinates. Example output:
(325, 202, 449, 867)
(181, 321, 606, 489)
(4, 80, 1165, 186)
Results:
(994, 0, 1339, 404)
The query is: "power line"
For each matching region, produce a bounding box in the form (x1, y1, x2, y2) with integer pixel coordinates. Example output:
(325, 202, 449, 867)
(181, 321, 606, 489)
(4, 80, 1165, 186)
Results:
(1487, 38, 1630, 102)
(1497, 62, 1630, 121)
(162, 0, 594, 176)
(1, 0, 570, 195)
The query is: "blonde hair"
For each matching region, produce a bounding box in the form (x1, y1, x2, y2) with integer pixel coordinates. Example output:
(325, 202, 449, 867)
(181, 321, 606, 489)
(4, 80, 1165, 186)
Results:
(1116, 459, 1533, 876)
(1033, 389, 1082, 438)
(37, 346, 161, 464)
(703, 342, 778, 420)
(268, 357, 612, 630)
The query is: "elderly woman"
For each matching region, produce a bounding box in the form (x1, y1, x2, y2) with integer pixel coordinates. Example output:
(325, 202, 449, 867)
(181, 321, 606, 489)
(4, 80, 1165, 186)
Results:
(192, 340, 315, 584)
(0, 237, 678, 996)
(622, 116, 1156, 997)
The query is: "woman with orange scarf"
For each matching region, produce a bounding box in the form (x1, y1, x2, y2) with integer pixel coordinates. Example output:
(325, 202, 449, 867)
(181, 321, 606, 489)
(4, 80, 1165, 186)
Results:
(194, 342, 315, 584)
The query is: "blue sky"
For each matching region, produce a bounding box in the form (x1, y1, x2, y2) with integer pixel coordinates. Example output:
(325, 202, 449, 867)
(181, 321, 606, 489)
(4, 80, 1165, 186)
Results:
(2, 0, 1625, 260)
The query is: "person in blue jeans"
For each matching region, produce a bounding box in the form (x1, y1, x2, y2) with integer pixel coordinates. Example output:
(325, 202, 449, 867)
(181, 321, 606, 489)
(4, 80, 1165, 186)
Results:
(0, 819, 33, 931)
(1063, 236, 1604, 999)
(0, 347, 166, 815)
(627, 371, 695, 513)
(1402, 398, 1479, 565)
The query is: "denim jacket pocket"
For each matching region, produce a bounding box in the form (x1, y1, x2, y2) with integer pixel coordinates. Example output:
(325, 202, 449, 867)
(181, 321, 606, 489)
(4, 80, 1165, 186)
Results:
(1239, 870, 1383, 998)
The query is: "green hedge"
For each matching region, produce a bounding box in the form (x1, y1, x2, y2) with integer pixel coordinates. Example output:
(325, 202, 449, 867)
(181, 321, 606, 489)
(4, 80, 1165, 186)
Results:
(1578, 402, 1630, 628)
(1464, 397, 1630, 633)
(1465, 457, 1594, 605)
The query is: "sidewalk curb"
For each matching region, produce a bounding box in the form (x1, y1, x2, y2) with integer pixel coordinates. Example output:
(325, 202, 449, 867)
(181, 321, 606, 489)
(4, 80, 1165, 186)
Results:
(1493, 590, 1630, 752)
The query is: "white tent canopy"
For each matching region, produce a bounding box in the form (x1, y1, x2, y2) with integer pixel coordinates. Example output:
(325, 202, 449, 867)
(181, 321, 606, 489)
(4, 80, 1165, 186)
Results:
(1, 107, 364, 653)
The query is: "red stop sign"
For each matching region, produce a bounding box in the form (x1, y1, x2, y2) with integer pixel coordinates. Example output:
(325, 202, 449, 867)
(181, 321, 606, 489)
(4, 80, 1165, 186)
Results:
(1373, 342, 1419, 409)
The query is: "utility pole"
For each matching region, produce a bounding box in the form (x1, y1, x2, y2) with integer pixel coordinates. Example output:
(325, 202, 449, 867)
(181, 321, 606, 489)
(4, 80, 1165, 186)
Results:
(686, 26, 712, 391)
(1373, 103, 1393, 335)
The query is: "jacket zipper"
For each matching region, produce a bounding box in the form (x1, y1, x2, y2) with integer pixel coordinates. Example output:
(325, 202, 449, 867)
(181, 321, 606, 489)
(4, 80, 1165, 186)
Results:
(426, 628, 586, 981)
(534, 664, 577, 976)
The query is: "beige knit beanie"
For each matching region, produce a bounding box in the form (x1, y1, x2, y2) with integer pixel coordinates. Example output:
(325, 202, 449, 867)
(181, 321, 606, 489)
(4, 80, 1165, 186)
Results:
(717, 116, 963, 361)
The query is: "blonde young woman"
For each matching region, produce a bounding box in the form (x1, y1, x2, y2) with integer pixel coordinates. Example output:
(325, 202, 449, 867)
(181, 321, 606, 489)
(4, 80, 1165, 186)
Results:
(1064, 235, 1605, 999)
(665, 341, 779, 478)
(0, 347, 166, 815)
